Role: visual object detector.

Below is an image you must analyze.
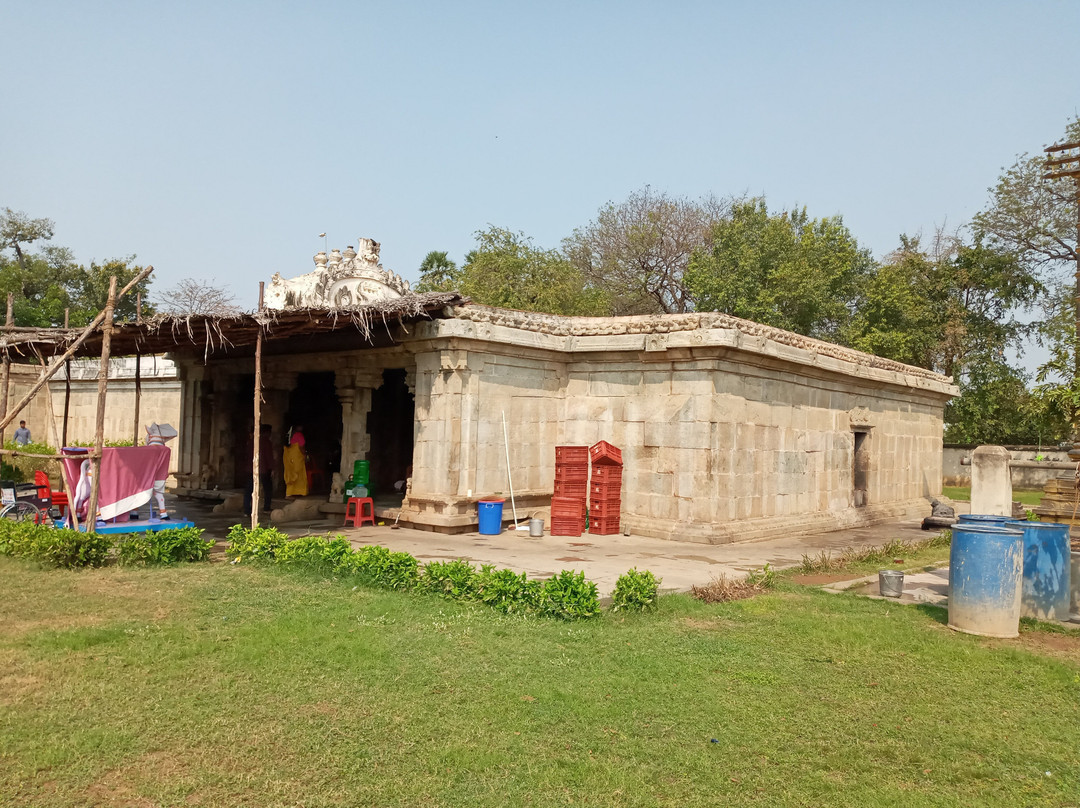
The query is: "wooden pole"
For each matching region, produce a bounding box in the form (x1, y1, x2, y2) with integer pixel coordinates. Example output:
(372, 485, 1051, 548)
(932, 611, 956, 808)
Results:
(251, 282, 265, 530)
(62, 308, 71, 448)
(86, 276, 118, 532)
(0, 293, 13, 447)
(0, 265, 153, 436)
(133, 292, 142, 445)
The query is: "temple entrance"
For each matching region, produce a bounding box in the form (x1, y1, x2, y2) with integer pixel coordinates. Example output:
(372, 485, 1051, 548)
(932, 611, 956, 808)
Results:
(367, 369, 415, 498)
(229, 375, 255, 489)
(286, 372, 342, 496)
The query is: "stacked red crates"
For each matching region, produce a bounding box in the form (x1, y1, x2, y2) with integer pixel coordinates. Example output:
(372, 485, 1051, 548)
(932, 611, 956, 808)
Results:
(551, 445, 588, 536)
(588, 440, 623, 535)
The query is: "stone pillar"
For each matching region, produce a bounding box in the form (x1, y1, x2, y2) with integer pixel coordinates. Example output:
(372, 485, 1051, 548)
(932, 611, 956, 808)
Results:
(336, 368, 382, 477)
(175, 364, 205, 491)
(970, 445, 1012, 516)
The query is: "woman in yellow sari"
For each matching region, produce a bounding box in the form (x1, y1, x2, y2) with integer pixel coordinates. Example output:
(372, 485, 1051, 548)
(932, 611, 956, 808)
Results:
(283, 426, 308, 496)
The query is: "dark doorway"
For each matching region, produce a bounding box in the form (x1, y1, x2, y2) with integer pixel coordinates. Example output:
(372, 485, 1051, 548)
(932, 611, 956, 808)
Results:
(853, 430, 870, 507)
(230, 375, 255, 488)
(286, 372, 342, 496)
(367, 369, 415, 497)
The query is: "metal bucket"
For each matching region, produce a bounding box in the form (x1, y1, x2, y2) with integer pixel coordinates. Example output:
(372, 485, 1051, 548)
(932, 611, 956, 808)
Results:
(878, 569, 904, 598)
(948, 524, 1024, 638)
(1005, 521, 1071, 621)
(529, 518, 544, 538)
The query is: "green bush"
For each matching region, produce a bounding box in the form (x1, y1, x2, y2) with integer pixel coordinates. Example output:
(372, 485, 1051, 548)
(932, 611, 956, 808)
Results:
(611, 568, 661, 612)
(276, 535, 354, 572)
(539, 570, 601, 620)
(420, 559, 479, 600)
(226, 524, 289, 562)
(0, 520, 111, 569)
(474, 565, 541, 614)
(116, 527, 213, 566)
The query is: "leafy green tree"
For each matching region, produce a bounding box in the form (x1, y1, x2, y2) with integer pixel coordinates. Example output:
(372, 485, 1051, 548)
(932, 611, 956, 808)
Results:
(456, 227, 608, 316)
(563, 187, 731, 315)
(973, 115, 1080, 436)
(945, 359, 1067, 446)
(415, 250, 461, 292)
(852, 233, 1039, 377)
(0, 208, 153, 327)
(0, 208, 54, 271)
(684, 198, 874, 342)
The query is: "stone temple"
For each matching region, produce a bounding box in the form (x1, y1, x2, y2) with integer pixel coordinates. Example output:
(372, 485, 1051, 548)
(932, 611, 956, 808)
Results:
(159, 237, 957, 543)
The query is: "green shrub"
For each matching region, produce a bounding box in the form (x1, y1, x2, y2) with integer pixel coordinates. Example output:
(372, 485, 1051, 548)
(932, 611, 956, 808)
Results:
(116, 527, 213, 566)
(226, 524, 289, 562)
(420, 559, 479, 600)
(539, 570, 601, 620)
(0, 520, 112, 569)
(744, 563, 776, 589)
(474, 565, 541, 614)
(611, 568, 661, 612)
(276, 535, 354, 573)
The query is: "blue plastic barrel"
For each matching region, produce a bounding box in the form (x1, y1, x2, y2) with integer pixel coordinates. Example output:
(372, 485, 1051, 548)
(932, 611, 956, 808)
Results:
(477, 500, 505, 535)
(948, 524, 1024, 638)
(1005, 521, 1072, 621)
(956, 514, 1011, 526)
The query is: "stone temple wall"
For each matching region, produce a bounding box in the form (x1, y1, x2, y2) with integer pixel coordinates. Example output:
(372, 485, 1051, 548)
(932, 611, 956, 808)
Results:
(399, 307, 954, 542)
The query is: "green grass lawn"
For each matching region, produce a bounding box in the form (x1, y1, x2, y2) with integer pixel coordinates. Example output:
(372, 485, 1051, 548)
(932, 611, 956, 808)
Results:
(1, 558, 1078, 807)
(943, 486, 1044, 507)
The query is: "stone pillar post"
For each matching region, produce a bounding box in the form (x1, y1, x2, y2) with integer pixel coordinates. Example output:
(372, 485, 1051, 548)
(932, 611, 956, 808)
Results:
(970, 445, 1013, 516)
(175, 364, 205, 491)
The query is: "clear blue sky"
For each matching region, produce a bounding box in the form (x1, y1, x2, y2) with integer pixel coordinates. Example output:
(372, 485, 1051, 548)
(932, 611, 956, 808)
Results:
(4, 0, 1078, 312)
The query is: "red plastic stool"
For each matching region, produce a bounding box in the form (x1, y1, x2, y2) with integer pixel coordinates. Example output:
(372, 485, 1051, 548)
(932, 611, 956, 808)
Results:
(344, 497, 375, 528)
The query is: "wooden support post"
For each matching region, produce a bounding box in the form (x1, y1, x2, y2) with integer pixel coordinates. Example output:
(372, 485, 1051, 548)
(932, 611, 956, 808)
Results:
(1, 293, 13, 447)
(133, 292, 142, 444)
(251, 282, 265, 530)
(62, 308, 70, 448)
(86, 277, 118, 532)
(0, 265, 153, 436)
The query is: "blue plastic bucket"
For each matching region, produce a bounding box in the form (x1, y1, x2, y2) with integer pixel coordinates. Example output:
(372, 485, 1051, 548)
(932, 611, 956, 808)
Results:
(948, 524, 1024, 638)
(1005, 521, 1072, 621)
(477, 500, 504, 535)
(956, 514, 1011, 526)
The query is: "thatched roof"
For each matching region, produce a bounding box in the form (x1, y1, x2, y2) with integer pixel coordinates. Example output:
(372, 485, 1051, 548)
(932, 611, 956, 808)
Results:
(0, 292, 465, 362)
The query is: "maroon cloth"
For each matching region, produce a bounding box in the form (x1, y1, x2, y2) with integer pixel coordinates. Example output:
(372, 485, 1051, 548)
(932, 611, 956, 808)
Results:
(63, 445, 171, 521)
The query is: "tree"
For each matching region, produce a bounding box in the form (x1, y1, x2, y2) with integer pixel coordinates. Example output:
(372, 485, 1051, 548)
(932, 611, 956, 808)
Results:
(156, 279, 239, 316)
(972, 116, 1080, 273)
(0, 208, 154, 327)
(563, 187, 733, 315)
(944, 359, 1066, 446)
(684, 198, 875, 343)
(849, 230, 1050, 444)
(415, 251, 461, 293)
(0, 208, 54, 272)
(973, 115, 1080, 437)
(455, 226, 608, 316)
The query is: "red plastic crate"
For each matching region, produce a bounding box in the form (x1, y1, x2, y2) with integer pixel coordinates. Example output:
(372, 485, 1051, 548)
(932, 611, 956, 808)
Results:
(550, 518, 584, 537)
(589, 440, 623, 466)
(551, 495, 586, 517)
(555, 446, 589, 464)
(589, 481, 622, 500)
(554, 479, 588, 498)
(554, 465, 588, 482)
(588, 517, 621, 535)
(589, 499, 621, 518)
(590, 465, 623, 482)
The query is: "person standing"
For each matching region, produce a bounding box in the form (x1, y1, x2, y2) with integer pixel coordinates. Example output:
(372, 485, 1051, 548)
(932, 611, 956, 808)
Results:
(283, 425, 308, 497)
(13, 420, 30, 446)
